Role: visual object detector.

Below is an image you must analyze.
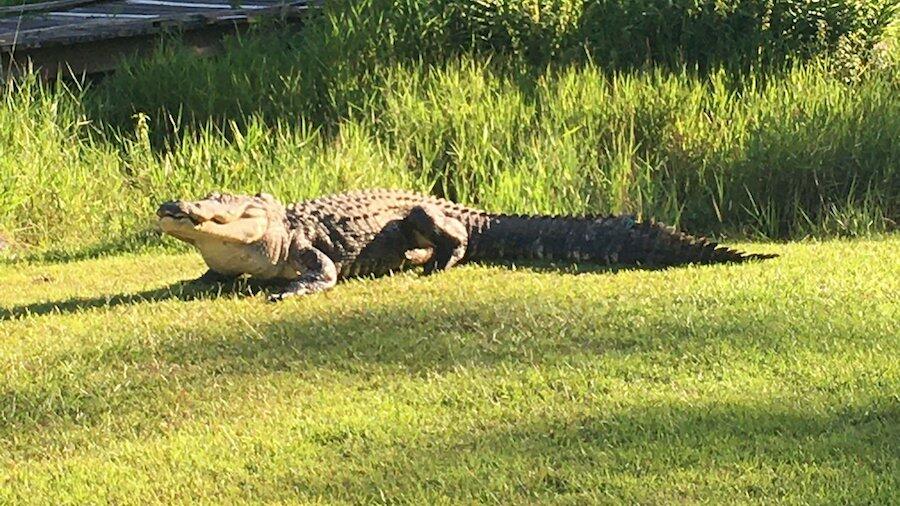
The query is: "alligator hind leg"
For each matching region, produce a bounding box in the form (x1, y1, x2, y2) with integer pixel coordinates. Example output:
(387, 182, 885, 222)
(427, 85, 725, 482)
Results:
(400, 205, 468, 275)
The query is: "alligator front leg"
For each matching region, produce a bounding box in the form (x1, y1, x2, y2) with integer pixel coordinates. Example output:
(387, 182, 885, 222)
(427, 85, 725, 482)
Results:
(401, 205, 469, 275)
(268, 238, 338, 302)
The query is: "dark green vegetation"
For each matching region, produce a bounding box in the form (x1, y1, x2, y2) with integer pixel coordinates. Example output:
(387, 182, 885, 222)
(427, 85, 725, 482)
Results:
(288, 0, 898, 70)
(1, 0, 898, 256)
(1, 239, 898, 502)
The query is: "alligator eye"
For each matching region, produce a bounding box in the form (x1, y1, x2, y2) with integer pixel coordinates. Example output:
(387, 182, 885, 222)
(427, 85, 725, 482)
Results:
(205, 191, 221, 200)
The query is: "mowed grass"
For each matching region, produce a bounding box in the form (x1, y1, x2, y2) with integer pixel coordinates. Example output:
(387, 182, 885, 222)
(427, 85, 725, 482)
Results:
(1, 238, 897, 503)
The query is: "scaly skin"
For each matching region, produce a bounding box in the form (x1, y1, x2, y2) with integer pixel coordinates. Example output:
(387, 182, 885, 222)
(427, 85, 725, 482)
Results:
(156, 189, 776, 301)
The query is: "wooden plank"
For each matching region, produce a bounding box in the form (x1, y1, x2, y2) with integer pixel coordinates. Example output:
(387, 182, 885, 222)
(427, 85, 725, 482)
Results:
(63, 2, 273, 15)
(69, 4, 231, 15)
(2, 22, 238, 77)
(0, 17, 75, 30)
(0, 0, 103, 15)
(1, 0, 318, 78)
(47, 11, 159, 18)
(0, 17, 85, 34)
(125, 0, 269, 9)
(1, 2, 316, 77)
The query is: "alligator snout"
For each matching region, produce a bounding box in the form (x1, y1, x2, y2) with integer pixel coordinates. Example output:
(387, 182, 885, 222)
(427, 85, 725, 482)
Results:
(157, 201, 188, 218)
(156, 201, 207, 224)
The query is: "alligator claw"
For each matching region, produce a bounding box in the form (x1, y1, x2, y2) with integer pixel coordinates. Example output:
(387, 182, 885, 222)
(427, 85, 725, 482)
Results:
(267, 285, 311, 302)
(267, 292, 292, 303)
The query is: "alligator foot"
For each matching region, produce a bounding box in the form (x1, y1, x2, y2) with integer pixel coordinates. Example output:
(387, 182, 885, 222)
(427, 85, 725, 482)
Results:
(404, 247, 433, 265)
(401, 205, 468, 275)
(268, 279, 333, 302)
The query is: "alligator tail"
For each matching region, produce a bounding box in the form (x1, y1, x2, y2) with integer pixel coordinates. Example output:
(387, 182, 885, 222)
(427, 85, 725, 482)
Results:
(467, 214, 777, 266)
(612, 218, 779, 265)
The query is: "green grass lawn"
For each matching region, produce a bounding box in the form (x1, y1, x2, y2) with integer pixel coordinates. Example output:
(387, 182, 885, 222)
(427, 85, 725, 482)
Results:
(1, 238, 897, 503)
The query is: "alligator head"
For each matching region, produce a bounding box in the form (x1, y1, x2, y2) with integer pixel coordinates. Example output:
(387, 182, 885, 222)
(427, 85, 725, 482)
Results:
(156, 191, 285, 245)
(157, 191, 297, 279)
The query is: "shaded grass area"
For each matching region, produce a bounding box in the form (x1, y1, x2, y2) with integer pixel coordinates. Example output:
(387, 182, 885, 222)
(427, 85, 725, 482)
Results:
(313, 0, 899, 69)
(1, 238, 897, 502)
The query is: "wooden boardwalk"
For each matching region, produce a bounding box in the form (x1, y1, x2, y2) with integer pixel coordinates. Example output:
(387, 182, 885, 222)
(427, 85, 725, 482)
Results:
(1, 0, 318, 76)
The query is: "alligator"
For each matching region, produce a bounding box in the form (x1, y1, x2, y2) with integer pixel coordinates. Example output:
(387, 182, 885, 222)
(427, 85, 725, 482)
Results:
(156, 189, 777, 301)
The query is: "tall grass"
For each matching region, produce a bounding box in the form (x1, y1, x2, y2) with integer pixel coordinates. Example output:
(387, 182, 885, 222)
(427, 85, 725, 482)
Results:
(88, 0, 900, 134)
(2, 51, 897, 255)
(0, 0, 898, 256)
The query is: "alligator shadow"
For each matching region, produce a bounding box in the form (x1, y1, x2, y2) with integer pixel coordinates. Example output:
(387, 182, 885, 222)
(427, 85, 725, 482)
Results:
(300, 403, 895, 501)
(0, 278, 278, 321)
(0, 259, 660, 321)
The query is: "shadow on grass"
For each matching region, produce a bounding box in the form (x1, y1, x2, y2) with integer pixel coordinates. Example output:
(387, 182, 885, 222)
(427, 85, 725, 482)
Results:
(320, 404, 900, 503)
(0, 268, 648, 439)
(0, 260, 639, 322)
(0, 230, 165, 266)
(0, 278, 275, 321)
(301, 403, 897, 502)
(0, 265, 798, 442)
